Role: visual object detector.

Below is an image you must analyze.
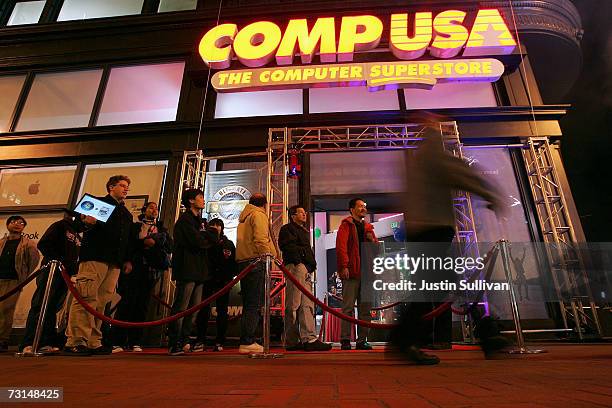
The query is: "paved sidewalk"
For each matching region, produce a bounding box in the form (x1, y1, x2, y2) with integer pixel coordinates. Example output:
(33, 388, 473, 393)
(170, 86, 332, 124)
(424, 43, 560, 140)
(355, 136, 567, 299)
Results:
(1, 344, 610, 407)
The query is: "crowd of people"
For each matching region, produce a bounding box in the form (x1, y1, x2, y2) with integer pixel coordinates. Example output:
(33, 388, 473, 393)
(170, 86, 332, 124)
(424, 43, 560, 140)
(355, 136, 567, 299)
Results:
(0, 128, 512, 364)
(0, 175, 337, 356)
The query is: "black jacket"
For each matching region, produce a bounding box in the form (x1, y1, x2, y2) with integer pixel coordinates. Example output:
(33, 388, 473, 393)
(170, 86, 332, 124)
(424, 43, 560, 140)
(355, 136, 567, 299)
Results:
(79, 195, 135, 267)
(208, 234, 238, 283)
(172, 211, 218, 283)
(132, 219, 173, 274)
(278, 221, 316, 272)
(37, 217, 83, 276)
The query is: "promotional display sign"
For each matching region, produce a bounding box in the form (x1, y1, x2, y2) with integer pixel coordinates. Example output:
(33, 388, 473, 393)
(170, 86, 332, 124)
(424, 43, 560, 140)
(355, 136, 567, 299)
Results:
(199, 8, 517, 92)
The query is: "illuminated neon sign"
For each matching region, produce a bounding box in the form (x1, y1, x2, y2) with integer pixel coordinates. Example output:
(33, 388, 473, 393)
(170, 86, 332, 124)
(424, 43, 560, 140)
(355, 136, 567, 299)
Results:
(199, 9, 516, 92)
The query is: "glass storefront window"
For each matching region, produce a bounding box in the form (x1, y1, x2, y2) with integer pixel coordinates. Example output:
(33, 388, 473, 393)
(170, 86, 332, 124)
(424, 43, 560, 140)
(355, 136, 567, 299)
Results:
(0, 166, 77, 208)
(309, 87, 399, 113)
(215, 89, 303, 118)
(404, 82, 497, 109)
(0, 75, 26, 132)
(57, 0, 144, 22)
(7, 1, 46, 26)
(15, 69, 103, 132)
(96, 62, 185, 126)
(158, 0, 198, 12)
(78, 161, 168, 219)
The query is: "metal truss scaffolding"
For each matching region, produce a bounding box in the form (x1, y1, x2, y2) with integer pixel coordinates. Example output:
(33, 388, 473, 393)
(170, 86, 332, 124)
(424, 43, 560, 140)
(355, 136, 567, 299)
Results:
(523, 138, 602, 339)
(268, 123, 481, 341)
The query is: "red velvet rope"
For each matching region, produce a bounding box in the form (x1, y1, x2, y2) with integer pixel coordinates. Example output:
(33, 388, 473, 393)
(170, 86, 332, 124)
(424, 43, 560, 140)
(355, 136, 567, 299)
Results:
(0, 264, 47, 303)
(279, 244, 501, 327)
(60, 261, 256, 328)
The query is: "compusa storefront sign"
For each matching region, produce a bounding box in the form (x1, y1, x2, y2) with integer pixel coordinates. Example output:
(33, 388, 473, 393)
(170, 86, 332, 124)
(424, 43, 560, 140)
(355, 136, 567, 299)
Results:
(199, 9, 516, 92)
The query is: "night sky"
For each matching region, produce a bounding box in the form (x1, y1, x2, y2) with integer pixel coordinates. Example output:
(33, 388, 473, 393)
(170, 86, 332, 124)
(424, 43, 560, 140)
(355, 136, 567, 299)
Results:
(559, 0, 612, 241)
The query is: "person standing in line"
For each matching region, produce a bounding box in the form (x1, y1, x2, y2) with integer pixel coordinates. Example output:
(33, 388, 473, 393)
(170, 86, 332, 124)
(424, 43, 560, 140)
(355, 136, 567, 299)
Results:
(167, 189, 218, 356)
(336, 198, 378, 351)
(235, 193, 279, 354)
(279, 205, 332, 352)
(63, 175, 134, 356)
(0, 215, 40, 352)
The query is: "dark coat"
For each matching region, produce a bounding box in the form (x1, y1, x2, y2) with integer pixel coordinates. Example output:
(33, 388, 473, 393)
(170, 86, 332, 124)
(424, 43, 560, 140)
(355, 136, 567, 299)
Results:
(79, 194, 135, 267)
(132, 219, 173, 276)
(207, 234, 238, 283)
(37, 218, 83, 276)
(172, 211, 218, 283)
(278, 221, 316, 272)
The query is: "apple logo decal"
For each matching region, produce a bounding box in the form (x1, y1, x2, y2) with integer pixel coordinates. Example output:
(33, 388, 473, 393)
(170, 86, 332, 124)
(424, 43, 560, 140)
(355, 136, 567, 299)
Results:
(28, 180, 40, 195)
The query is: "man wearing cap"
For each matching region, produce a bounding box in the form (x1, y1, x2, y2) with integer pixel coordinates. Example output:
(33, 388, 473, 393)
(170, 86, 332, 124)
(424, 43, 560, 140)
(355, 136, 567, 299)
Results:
(0, 215, 40, 352)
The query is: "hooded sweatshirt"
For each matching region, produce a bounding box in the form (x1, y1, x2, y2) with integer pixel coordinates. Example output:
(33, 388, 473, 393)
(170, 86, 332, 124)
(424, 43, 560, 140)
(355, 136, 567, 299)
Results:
(236, 204, 278, 262)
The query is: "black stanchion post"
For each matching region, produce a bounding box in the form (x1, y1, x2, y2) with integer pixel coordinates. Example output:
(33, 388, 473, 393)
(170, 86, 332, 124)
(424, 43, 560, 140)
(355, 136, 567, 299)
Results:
(16, 261, 59, 358)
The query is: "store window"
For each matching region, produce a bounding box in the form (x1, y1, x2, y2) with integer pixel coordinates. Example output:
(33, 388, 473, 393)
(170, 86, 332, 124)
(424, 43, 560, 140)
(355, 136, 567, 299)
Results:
(0, 166, 77, 208)
(463, 146, 547, 320)
(96, 62, 185, 126)
(309, 87, 399, 113)
(6, 1, 46, 26)
(15, 69, 103, 132)
(214, 89, 303, 118)
(78, 161, 168, 219)
(404, 82, 497, 109)
(0, 75, 26, 132)
(158, 0, 198, 12)
(57, 0, 144, 22)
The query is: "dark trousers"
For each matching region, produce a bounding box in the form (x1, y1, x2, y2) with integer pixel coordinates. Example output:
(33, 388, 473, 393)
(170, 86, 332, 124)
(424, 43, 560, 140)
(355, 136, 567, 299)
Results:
(391, 226, 455, 349)
(110, 269, 156, 347)
(239, 261, 264, 345)
(195, 279, 230, 345)
(167, 280, 203, 347)
(21, 268, 68, 349)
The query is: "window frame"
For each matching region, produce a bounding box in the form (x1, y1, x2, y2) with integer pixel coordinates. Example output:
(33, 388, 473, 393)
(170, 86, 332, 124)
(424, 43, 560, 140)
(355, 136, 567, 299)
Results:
(1, 57, 187, 134)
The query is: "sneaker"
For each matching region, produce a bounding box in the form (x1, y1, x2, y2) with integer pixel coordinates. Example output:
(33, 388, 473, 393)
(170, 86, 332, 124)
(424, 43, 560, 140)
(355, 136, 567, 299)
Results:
(213, 344, 224, 352)
(304, 340, 332, 352)
(356, 341, 373, 351)
(131, 345, 143, 352)
(405, 345, 440, 365)
(168, 344, 184, 356)
(22, 346, 33, 354)
(39, 345, 60, 353)
(285, 343, 303, 351)
(192, 342, 205, 353)
(90, 345, 112, 355)
(340, 340, 351, 350)
(239, 342, 263, 354)
(112, 346, 124, 354)
(62, 345, 92, 356)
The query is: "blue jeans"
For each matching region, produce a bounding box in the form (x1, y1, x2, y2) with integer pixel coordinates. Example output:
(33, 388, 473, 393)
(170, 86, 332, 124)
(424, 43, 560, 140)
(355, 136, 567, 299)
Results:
(239, 261, 264, 345)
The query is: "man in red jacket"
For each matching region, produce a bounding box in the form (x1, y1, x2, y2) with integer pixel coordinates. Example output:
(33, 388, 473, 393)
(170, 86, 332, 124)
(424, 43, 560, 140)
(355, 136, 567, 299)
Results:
(336, 198, 378, 350)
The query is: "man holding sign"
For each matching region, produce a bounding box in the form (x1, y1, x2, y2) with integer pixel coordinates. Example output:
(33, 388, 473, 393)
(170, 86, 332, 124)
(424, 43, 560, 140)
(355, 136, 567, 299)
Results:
(64, 175, 135, 356)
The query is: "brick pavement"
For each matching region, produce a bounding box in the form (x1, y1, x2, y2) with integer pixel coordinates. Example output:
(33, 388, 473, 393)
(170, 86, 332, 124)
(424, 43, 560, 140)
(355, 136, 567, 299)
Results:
(1, 344, 610, 407)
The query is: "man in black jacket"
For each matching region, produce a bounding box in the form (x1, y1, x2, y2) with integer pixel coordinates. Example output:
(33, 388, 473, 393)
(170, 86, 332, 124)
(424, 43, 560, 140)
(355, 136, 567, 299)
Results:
(111, 202, 172, 353)
(278, 206, 331, 351)
(64, 175, 135, 356)
(20, 211, 85, 353)
(168, 189, 218, 356)
(194, 218, 237, 352)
